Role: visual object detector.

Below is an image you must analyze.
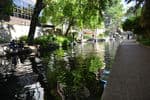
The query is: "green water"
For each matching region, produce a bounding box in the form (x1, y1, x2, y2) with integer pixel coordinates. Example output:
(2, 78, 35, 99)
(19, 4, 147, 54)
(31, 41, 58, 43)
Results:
(0, 40, 119, 100)
(43, 42, 105, 99)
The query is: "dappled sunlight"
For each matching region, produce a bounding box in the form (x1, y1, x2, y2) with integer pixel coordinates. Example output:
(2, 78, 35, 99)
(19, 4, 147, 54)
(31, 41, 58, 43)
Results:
(2, 0, 150, 99)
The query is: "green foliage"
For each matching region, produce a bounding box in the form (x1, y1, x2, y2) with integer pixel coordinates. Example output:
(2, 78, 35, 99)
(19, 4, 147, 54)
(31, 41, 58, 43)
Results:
(138, 38, 150, 46)
(103, 0, 123, 32)
(122, 17, 135, 31)
(85, 55, 103, 72)
(98, 34, 105, 38)
(125, 0, 150, 38)
(34, 34, 55, 47)
(0, 38, 9, 43)
(83, 34, 91, 39)
(45, 52, 103, 99)
(125, 6, 142, 17)
(55, 35, 70, 46)
(122, 16, 143, 35)
(63, 3, 74, 17)
(19, 35, 28, 42)
(41, 0, 112, 32)
(106, 0, 123, 20)
(0, 0, 13, 21)
(54, 49, 65, 59)
(33, 34, 71, 48)
(62, 39, 70, 47)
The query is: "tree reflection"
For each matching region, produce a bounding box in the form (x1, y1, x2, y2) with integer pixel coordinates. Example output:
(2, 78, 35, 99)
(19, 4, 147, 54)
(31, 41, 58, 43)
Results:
(44, 48, 104, 100)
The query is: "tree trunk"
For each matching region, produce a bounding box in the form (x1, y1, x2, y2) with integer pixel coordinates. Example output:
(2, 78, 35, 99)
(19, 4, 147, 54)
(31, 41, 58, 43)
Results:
(141, 0, 150, 38)
(65, 22, 72, 36)
(27, 0, 44, 45)
(65, 18, 74, 36)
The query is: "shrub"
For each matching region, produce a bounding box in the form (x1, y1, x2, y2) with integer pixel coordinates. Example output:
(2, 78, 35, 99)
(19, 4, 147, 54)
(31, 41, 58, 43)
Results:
(62, 39, 70, 47)
(19, 35, 28, 42)
(33, 34, 71, 49)
(55, 36, 71, 47)
(0, 38, 8, 43)
(139, 38, 150, 46)
(122, 16, 143, 35)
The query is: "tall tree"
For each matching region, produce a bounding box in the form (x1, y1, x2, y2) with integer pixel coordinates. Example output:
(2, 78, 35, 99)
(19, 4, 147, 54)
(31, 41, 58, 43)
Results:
(27, 0, 44, 44)
(140, 0, 150, 38)
(40, 0, 112, 36)
(125, 0, 150, 38)
(28, 0, 112, 42)
(0, 0, 12, 21)
(103, 0, 123, 33)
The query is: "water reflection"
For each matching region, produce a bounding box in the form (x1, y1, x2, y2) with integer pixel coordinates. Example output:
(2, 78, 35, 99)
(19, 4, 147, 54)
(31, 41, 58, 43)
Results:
(101, 39, 121, 81)
(0, 54, 46, 100)
(44, 43, 105, 100)
(0, 41, 119, 100)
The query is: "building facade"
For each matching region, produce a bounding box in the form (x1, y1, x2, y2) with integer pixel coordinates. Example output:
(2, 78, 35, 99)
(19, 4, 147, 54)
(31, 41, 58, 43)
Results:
(0, 1, 42, 41)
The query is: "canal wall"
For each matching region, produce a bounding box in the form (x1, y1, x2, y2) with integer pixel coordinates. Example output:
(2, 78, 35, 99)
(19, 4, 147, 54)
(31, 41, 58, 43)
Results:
(0, 24, 43, 41)
(0, 16, 43, 41)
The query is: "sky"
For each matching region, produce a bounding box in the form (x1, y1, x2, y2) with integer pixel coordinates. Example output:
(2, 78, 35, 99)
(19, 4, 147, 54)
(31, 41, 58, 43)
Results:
(13, 0, 36, 7)
(25, 0, 36, 4)
(121, 0, 136, 11)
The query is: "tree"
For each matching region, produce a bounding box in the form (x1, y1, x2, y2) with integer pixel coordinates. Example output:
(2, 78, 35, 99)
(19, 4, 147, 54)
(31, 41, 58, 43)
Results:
(27, 0, 44, 44)
(27, 0, 113, 43)
(122, 16, 143, 35)
(0, 0, 12, 21)
(140, 0, 150, 38)
(0, 0, 13, 42)
(103, 0, 123, 33)
(40, 0, 112, 36)
(125, 0, 150, 38)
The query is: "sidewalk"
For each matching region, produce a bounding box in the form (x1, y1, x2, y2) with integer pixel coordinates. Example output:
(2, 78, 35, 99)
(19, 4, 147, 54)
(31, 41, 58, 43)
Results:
(102, 40, 150, 100)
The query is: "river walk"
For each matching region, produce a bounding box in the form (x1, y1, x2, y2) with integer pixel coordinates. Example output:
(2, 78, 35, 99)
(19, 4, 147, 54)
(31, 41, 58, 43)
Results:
(102, 40, 150, 100)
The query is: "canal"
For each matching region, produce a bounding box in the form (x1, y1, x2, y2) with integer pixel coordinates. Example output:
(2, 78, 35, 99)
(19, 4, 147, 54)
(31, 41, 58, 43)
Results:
(0, 40, 120, 100)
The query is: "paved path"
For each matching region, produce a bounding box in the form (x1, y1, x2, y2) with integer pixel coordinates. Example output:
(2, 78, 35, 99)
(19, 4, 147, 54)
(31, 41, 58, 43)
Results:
(102, 40, 150, 100)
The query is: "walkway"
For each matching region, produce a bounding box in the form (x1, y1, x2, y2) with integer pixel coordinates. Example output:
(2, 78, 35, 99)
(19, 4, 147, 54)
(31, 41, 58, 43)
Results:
(102, 40, 150, 100)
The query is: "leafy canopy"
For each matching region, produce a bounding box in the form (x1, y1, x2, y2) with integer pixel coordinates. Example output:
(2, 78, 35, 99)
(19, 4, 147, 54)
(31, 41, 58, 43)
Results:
(103, 0, 123, 31)
(124, 0, 150, 38)
(41, 0, 112, 29)
(0, 0, 12, 21)
(122, 16, 143, 34)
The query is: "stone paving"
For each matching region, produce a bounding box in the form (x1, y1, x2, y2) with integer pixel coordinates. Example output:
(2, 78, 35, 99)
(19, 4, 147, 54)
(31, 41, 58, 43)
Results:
(102, 40, 150, 100)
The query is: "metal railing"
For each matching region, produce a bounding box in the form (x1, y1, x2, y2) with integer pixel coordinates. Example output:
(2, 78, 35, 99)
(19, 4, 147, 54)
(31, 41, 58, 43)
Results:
(12, 4, 34, 20)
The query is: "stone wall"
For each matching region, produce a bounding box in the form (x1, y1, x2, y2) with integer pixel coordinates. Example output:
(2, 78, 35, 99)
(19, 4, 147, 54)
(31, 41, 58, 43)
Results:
(0, 16, 43, 41)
